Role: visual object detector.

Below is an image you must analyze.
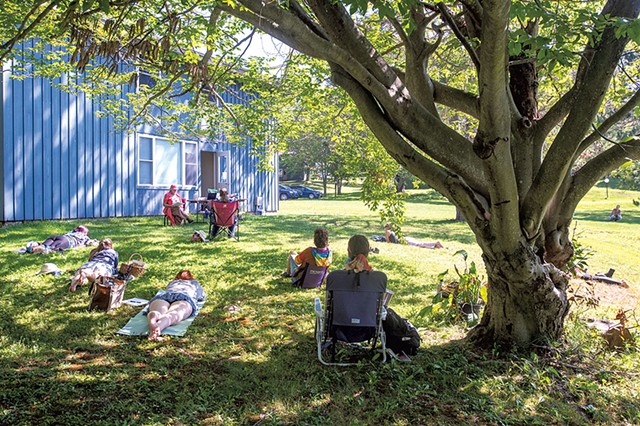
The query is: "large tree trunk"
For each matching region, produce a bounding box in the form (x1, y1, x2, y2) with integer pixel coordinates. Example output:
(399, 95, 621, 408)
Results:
(469, 242, 570, 348)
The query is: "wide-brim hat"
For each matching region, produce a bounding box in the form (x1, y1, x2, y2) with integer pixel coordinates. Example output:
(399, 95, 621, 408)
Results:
(194, 230, 209, 242)
(36, 263, 62, 276)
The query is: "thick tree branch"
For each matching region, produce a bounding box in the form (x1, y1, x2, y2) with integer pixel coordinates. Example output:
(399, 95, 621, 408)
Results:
(563, 138, 640, 215)
(403, 6, 441, 117)
(522, 0, 640, 239)
(476, 0, 519, 250)
(332, 64, 490, 236)
(431, 80, 480, 118)
(226, 0, 485, 188)
(576, 88, 640, 157)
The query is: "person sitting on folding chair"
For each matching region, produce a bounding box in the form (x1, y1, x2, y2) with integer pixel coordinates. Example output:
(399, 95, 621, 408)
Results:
(163, 185, 194, 226)
(314, 234, 389, 365)
(282, 228, 333, 278)
(210, 188, 239, 238)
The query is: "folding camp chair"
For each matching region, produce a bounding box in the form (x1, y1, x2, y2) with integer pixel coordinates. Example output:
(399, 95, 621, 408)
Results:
(163, 206, 176, 226)
(208, 200, 240, 240)
(314, 269, 389, 366)
(292, 263, 328, 289)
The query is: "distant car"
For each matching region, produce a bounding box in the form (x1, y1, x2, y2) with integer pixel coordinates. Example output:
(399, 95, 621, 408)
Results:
(279, 184, 300, 200)
(290, 185, 323, 199)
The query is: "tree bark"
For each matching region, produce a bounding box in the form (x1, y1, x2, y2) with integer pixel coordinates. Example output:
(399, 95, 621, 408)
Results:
(469, 242, 570, 348)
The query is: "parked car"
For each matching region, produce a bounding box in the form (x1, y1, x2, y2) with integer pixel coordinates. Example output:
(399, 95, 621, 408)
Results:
(279, 184, 300, 200)
(290, 185, 323, 199)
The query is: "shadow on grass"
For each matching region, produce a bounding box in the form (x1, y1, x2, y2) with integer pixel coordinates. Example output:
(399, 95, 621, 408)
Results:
(1, 215, 638, 425)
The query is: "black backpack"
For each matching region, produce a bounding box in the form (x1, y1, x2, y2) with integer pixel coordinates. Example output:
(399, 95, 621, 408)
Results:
(382, 308, 422, 356)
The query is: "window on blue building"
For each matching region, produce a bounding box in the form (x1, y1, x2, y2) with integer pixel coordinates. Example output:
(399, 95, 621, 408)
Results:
(138, 135, 197, 187)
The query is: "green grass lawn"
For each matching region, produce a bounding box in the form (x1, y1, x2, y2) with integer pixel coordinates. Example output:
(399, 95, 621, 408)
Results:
(1, 187, 638, 425)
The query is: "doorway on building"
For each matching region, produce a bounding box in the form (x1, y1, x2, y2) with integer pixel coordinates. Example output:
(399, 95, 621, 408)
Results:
(200, 151, 230, 197)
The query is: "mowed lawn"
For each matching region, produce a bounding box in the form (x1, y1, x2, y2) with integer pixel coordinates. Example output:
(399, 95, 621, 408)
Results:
(0, 186, 638, 425)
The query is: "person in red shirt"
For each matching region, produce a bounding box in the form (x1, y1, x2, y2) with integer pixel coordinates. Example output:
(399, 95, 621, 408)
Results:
(163, 185, 193, 225)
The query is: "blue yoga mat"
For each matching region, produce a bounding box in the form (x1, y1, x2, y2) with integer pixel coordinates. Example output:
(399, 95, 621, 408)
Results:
(117, 290, 205, 337)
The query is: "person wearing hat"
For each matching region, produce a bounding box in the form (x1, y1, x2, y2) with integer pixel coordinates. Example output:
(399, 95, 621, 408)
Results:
(70, 238, 119, 292)
(36, 263, 62, 276)
(163, 185, 194, 226)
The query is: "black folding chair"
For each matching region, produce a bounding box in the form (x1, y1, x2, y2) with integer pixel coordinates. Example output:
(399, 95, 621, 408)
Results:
(314, 269, 389, 366)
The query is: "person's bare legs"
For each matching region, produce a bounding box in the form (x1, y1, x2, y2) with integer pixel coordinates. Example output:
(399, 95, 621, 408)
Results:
(147, 300, 193, 340)
(70, 270, 89, 291)
(405, 237, 444, 249)
(147, 299, 170, 340)
(287, 251, 298, 277)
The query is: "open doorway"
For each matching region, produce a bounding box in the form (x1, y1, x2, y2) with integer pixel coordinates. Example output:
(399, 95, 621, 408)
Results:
(200, 150, 230, 197)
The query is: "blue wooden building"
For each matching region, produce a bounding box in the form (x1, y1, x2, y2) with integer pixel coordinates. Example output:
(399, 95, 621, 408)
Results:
(1, 43, 279, 224)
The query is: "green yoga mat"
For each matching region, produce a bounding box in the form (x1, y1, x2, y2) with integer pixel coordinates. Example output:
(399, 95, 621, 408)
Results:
(117, 290, 205, 337)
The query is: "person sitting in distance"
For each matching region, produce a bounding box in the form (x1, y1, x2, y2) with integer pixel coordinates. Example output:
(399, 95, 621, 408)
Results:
(210, 187, 239, 238)
(163, 184, 194, 225)
(610, 205, 622, 221)
(283, 228, 333, 277)
(146, 269, 205, 340)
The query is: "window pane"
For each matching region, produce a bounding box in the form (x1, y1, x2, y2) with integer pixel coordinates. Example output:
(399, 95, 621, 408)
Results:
(185, 164, 197, 186)
(139, 161, 153, 185)
(140, 137, 153, 160)
(185, 142, 197, 164)
(155, 139, 181, 185)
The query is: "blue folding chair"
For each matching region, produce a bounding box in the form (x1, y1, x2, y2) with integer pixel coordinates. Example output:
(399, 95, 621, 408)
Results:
(314, 269, 389, 366)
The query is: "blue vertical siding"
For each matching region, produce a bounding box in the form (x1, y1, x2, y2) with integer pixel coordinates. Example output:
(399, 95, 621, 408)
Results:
(2, 44, 278, 222)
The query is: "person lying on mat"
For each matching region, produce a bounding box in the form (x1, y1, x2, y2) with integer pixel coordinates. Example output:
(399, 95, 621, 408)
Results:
(210, 187, 239, 238)
(28, 225, 95, 254)
(282, 227, 333, 277)
(147, 269, 205, 341)
(70, 238, 119, 292)
(384, 223, 443, 249)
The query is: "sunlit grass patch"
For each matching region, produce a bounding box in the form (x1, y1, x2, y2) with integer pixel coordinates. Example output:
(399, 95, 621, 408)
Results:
(0, 186, 638, 425)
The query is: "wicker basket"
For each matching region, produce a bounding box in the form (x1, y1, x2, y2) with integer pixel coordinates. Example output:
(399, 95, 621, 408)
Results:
(119, 253, 146, 277)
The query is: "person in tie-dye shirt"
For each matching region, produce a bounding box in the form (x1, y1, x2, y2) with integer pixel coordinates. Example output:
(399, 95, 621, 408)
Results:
(283, 228, 332, 277)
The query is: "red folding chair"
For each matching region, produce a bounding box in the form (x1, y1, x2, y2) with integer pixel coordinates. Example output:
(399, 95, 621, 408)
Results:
(208, 200, 240, 240)
(163, 206, 176, 226)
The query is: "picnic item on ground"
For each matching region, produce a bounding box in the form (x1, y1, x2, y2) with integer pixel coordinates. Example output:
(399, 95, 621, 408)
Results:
(116, 290, 205, 337)
(192, 230, 209, 242)
(88, 276, 128, 312)
(122, 298, 149, 307)
(382, 307, 422, 356)
(36, 263, 62, 276)
(119, 253, 146, 277)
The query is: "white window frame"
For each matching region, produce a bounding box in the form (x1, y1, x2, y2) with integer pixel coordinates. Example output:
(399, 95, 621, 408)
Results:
(137, 134, 198, 188)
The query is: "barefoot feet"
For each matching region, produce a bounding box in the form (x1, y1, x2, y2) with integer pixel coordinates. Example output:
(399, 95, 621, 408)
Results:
(147, 312, 162, 340)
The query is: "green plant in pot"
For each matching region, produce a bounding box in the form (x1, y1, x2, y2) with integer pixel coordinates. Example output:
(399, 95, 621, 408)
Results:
(420, 250, 487, 325)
